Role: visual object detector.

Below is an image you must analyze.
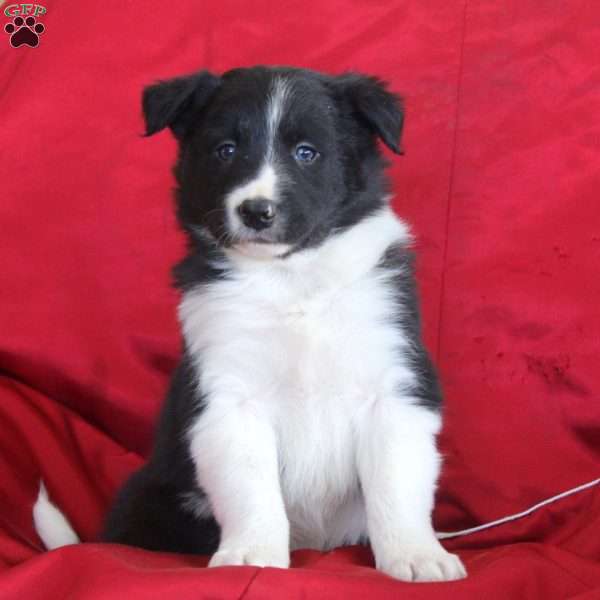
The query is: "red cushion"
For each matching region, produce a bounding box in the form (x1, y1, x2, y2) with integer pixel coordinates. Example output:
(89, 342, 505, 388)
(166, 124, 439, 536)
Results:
(1, 1, 599, 597)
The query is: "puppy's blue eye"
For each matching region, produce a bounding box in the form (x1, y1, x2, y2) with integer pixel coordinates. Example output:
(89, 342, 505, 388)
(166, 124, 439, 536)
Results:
(216, 142, 236, 161)
(295, 144, 318, 163)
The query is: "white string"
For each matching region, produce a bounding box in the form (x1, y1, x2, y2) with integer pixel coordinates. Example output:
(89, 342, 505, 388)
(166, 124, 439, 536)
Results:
(436, 477, 600, 540)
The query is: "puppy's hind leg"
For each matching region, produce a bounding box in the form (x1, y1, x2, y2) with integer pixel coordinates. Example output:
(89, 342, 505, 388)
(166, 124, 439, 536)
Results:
(102, 466, 220, 555)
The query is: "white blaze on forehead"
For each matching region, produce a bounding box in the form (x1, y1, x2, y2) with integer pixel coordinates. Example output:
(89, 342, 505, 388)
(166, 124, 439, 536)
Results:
(266, 77, 290, 161)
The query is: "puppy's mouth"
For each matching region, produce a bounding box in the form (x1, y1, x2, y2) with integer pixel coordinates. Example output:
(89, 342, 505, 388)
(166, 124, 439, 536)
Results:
(196, 226, 291, 259)
(231, 240, 292, 259)
(225, 223, 292, 258)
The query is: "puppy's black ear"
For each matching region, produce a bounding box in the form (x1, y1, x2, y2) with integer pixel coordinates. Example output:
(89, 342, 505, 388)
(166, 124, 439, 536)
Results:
(331, 73, 404, 154)
(142, 71, 221, 139)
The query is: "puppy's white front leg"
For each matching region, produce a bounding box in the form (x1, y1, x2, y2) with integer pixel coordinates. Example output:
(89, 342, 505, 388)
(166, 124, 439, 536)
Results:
(357, 401, 466, 582)
(190, 399, 289, 568)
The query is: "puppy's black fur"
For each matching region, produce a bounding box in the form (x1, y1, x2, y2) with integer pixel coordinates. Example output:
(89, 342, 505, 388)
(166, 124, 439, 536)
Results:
(103, 354, 219, 553)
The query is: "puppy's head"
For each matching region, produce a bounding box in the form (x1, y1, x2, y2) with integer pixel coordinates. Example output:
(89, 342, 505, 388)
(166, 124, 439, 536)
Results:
(143, 66, 403, 258)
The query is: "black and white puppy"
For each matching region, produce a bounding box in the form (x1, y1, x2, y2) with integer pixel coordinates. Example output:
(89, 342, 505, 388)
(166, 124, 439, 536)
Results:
(37, 66, 466, 582)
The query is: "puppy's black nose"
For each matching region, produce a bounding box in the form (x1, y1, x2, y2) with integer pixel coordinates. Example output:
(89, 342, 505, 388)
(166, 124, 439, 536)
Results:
(238, 198, 277, 231)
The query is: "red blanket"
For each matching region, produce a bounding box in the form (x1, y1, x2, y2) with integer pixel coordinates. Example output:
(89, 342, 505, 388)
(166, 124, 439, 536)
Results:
(1, 1, 599, 597)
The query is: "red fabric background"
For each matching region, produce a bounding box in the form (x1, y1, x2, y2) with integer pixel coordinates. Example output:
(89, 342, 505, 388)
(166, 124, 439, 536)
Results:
(1, 1, 599, 597)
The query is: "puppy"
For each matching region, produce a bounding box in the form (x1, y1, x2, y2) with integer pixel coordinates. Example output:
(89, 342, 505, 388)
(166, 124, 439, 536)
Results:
(38, 66, 466, 582)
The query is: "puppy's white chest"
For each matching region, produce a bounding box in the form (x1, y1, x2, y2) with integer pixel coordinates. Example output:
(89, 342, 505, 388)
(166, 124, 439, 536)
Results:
(275, 281, 395, 400)
(180, 208, 414, 549)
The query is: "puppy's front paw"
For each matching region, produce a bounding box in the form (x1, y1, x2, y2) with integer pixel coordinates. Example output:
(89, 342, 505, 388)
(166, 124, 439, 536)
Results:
(209, 544, 290, 569)
(377, 545, 466, 582)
